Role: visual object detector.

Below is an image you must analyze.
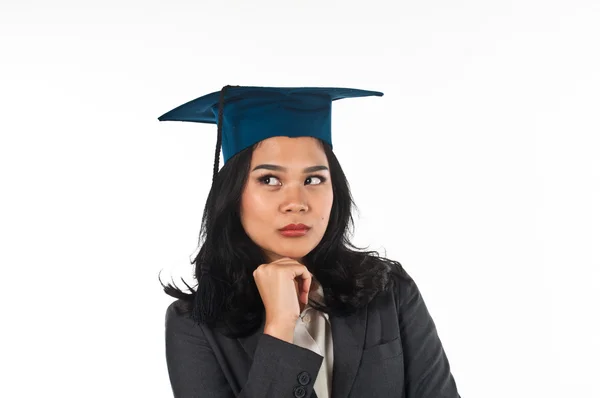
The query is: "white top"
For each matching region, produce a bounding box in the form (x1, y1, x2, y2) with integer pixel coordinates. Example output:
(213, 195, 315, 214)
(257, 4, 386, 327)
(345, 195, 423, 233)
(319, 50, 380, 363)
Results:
(292, 279, 333, 398)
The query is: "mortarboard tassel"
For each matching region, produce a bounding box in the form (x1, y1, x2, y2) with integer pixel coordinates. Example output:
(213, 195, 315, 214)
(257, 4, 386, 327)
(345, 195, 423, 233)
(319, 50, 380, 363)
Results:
(193, 85, 235, 324)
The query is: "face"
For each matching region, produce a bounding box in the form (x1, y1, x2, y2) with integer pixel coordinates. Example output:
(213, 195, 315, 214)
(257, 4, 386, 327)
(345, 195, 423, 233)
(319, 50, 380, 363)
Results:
(239, 136, 334, 265)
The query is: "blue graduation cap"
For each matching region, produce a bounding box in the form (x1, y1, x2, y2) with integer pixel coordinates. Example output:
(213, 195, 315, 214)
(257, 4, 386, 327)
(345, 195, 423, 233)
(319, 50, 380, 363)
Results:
(157, 85, 384, 165)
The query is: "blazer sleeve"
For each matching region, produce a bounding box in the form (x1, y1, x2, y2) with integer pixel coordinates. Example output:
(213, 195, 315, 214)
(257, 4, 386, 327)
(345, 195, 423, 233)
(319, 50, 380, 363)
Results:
(395, 270, 461, 398)
(165, 301, 324, 398)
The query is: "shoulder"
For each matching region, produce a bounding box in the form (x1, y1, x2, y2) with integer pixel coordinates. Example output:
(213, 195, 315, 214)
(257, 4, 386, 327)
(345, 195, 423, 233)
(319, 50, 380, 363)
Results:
(358, 261, 412, 310)
(389, 263, 417, 292)
(165, 299, 206, 338)
(165, 298, 191, 322)
(377, 262, 420, 312)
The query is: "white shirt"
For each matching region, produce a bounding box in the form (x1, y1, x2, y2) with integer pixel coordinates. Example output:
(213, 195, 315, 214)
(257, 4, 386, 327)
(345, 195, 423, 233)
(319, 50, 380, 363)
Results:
(292, 279, 333, 398)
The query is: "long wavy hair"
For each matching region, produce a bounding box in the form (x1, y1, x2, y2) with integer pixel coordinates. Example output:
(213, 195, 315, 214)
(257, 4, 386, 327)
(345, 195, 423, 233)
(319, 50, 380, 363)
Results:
(159, 137, 409, 338)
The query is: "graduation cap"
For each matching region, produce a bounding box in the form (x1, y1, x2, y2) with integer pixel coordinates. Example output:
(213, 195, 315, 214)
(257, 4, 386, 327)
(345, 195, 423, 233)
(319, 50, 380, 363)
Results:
(158, 85, 384, 178)
(157, 85, 384, 323)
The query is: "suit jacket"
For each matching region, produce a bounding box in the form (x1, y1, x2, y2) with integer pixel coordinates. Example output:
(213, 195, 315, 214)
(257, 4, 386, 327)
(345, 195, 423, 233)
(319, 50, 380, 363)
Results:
(165, 269, 461, 398)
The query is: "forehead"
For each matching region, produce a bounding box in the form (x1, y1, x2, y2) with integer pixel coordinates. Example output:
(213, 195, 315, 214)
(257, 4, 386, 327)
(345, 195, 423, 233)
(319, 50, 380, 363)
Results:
(252, 136, 327, 164)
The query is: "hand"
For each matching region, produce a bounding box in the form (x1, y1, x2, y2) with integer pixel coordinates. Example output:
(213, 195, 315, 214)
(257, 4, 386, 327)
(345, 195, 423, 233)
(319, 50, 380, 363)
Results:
(253, 257, 313, 341)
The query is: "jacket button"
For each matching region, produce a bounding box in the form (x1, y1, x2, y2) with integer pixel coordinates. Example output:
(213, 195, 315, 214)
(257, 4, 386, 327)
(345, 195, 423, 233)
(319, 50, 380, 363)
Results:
(297, 371, 311, 385)
(293, 386, 307, 398)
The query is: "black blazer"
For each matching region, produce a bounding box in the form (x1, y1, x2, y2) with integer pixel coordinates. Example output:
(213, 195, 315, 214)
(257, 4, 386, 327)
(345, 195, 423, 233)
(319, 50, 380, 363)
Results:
(165, 269, 461, 397)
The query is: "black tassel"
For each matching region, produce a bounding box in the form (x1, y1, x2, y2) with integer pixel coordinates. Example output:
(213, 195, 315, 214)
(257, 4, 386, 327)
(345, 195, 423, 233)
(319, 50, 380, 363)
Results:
(193, 84, 236, 325)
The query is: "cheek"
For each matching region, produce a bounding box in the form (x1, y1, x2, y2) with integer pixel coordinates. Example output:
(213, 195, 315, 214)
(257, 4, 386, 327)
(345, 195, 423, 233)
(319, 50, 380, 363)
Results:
(317, 192, 334, 225)
(240, 190, 270, 227)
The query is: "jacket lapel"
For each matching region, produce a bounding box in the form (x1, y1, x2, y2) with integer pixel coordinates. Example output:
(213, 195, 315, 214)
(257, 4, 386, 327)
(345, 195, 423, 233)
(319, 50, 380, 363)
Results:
(238, 305, 368, 398)
(329, 305, 368, 398)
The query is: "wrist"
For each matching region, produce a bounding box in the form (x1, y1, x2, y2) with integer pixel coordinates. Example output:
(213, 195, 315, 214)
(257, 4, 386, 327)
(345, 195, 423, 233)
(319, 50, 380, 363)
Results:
(264, 322, 295, 343)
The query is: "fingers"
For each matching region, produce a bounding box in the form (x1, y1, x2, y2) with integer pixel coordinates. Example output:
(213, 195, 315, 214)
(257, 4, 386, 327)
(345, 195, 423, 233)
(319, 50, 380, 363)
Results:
(294, 279, 302, 303)
(301, 273, 311, 304)
(294, 265, 312, 306)
(276, 257, 313, 305)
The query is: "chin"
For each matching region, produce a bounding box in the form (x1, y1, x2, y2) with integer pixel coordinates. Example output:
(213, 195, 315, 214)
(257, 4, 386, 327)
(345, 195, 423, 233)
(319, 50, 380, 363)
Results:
(270, 245, 313, 261)
(276, 250, 310, 260)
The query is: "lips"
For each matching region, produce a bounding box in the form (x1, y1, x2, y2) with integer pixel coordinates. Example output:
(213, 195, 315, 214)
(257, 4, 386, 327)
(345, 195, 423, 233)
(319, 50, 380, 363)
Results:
(279, 223, 310, 231)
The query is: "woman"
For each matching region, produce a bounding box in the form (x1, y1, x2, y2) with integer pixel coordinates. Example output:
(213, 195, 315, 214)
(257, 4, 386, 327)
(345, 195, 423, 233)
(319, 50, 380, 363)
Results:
(158, 85, 461, 397)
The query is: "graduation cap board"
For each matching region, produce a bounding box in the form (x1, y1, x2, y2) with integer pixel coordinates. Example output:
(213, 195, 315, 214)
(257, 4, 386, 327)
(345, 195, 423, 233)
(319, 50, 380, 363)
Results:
(157, 85, 384, 165)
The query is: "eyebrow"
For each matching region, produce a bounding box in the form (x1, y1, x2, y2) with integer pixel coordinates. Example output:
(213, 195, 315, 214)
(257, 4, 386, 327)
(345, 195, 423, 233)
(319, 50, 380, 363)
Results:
(251, 164, 329, 173)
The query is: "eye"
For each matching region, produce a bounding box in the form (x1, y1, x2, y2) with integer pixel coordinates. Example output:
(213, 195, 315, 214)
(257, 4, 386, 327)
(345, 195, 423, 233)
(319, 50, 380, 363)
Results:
(306, 175, 327, 185)
(257, 174, 281, 186)
(256, 174, 327, 186)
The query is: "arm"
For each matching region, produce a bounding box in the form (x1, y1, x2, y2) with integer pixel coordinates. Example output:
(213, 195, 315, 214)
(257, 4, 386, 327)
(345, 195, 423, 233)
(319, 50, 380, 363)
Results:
(395, 269, 461, 398)
(165, 301, 323, 397)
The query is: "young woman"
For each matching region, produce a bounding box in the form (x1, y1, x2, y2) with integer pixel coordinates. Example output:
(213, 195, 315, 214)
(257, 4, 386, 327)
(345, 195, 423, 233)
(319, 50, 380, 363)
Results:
(158, 85, 461, 398)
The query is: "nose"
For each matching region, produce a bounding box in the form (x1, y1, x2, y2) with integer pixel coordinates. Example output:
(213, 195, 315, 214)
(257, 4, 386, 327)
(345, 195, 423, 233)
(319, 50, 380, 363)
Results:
(283, 202, 307, 213)
(281, 185, 308, 213)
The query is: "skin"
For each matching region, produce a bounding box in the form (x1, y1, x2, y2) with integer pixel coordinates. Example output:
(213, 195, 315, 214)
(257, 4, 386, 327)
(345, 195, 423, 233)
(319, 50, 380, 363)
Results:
(240, 135, 333, 285)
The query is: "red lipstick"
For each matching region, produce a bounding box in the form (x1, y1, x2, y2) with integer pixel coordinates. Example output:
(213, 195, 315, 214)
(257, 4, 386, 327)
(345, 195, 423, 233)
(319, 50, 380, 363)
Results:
(279, 223, 310, 231)
(279, 223, 310, 237)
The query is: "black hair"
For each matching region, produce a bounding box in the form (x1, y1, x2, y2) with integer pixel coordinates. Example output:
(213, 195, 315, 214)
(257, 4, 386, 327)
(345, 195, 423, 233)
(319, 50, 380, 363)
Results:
(159, 85, 410, 338)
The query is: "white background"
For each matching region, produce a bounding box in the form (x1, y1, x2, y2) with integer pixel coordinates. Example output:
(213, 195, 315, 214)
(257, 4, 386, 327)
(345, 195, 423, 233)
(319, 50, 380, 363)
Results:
(1, 0, 598, 397)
